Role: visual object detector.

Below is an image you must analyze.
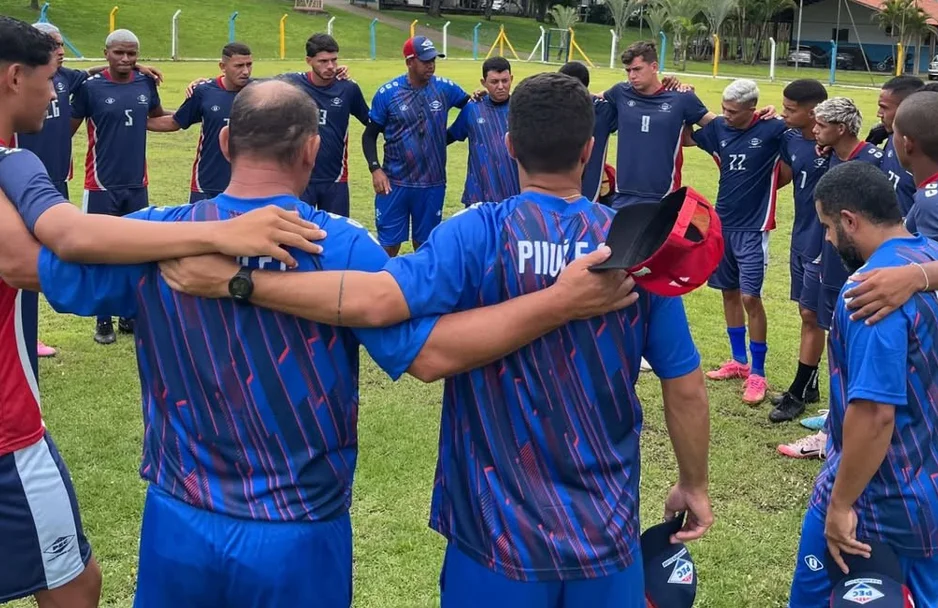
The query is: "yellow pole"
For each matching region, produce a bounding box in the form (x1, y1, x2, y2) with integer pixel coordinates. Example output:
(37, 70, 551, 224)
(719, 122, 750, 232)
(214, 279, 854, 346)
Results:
(567, 28, 574, 62)
(109, 6, 119, 33)
(896, 42, 904, 75)
(713, 34, 720, 77)
(410, 19, 418, 38)
(500, 26, 505, 56)
(280, 14, 287, 60)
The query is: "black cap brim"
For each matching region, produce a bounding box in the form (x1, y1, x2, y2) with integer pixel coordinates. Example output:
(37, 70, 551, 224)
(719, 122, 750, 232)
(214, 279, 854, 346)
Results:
(591, 188, 687, 271)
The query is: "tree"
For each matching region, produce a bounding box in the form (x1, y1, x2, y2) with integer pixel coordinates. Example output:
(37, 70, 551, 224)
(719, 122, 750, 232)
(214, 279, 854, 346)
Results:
(658, 0, 705, 69)
(643, 1, 669, 43)
(30, 0, 40, 9)
(702, 0, 738, 48)
(873, 0, 936, 72)
(606, 0, 644, 57)
(428, 0, 442, 18)
(549, 4, 580, 29)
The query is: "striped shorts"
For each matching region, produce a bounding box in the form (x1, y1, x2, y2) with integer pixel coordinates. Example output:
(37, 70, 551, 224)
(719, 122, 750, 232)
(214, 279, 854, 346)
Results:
(0, 432, 92, 602)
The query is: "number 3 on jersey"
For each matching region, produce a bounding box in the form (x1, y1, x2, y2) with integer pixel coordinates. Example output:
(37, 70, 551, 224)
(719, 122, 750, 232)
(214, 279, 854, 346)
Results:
(124, 109, 133, 127)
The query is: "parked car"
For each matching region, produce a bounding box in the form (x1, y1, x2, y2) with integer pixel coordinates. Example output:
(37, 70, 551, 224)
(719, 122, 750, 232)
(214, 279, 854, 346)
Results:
(787, 45, 826, 67)
(833, 46, 869, 70)
(929, 55, 938, 81)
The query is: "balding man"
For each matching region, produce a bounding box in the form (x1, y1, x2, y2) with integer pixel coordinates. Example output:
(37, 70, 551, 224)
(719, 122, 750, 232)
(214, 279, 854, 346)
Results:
(19, 79, 633, 608)
(894, 91, 938, 238)
(70, 28, 170, 344)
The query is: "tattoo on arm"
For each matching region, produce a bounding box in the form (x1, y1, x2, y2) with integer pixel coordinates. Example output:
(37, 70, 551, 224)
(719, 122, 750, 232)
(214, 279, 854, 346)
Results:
(337, 271, 346, 325)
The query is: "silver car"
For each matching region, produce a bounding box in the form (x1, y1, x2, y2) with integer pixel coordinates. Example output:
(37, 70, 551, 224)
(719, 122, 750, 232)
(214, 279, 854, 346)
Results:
(930, 55, 938, 81)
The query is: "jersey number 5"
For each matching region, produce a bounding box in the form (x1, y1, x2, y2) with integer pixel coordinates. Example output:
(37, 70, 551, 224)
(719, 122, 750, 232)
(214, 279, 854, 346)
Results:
(124, 109, 133, 127)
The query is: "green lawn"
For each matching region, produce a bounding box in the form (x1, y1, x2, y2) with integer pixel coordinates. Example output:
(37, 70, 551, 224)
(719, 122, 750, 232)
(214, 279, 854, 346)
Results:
(11, 60, 884, 607)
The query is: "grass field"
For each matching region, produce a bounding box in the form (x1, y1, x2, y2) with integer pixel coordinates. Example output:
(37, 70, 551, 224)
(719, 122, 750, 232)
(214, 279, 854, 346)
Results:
(10, 59, 885, 608)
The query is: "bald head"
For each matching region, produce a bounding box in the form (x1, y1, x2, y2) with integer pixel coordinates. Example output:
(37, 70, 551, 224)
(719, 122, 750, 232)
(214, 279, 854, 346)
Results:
(227, 80, 320, 167)
(894, 91, 938, 163)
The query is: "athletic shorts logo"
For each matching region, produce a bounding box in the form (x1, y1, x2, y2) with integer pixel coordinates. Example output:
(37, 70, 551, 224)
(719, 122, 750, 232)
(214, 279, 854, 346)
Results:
(667, 557, 694, 585)
(44, 535, 76, 561)
(804, 555, 824, 572)
(843, 582, 885, 604)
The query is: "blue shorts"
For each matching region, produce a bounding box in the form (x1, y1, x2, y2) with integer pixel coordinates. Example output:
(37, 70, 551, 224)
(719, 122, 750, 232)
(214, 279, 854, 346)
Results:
(82, 187, 148, 217)
(52, 180, 69, 200)
(791, 250, 809, 302)
(301, 181, 351, 218)
(820, 241, 850, 291)
(708, 230, 770, 297)
(134, 485, 353, 608)
(789, 506, 938, 608)
(439, 543, 645, 608)
(610, 192, 661, 209)
(375, 185, 445, 247)
(188, 190, 223, 204)
(0, 433, 92, 603)
(800, 260, 840, 331)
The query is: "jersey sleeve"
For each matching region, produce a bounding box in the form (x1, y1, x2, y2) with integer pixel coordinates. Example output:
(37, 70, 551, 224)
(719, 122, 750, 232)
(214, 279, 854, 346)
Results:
(447, 105, 471, 142)
(0, 148, 66, 232)
(351, 83, 370, 126)
(148, 77, 161, 113)
(383, 205, 491, 316)
(369, 86, 390, 127)
(445, 79, 471, 109)
(840, 295, 908, 407)
(71, 80, 90, 119)
(602, 83, 623, 105)
(65, 68, 89, 94)
(691, 121, 719, 156)
(601, 101, 618, 134)
(682, 92, 709, 126)
(778, 131, 792, 167)
(906, 193, 938, 239)
(38, 247, 143, 319)
(642, 294, 701, 379)
(172, 87, 203, 129)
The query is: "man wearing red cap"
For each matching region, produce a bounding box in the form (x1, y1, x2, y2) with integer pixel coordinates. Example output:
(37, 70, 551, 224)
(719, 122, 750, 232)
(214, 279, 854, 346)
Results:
(159, 72, 715, 607)
(362, 36, 471, 257)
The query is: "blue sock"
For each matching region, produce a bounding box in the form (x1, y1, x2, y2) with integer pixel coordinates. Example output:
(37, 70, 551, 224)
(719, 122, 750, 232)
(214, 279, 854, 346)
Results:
(727, 326, 748, 364)
(750, 341, 768, 377)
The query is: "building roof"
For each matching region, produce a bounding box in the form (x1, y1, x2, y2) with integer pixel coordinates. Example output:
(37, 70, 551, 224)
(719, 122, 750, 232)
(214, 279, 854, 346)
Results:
(848, 0, 938, 26)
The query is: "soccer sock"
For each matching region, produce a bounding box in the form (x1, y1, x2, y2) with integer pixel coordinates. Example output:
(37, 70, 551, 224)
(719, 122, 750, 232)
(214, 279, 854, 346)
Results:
(728, 326, 748, 364)
(749, 341, 768, 377)
(809, 367, 820, 392)
(788, 362, 819, 400)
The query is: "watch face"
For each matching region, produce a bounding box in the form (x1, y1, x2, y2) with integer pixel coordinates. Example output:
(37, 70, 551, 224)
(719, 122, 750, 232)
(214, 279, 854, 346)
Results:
(230, 276, 252, 299)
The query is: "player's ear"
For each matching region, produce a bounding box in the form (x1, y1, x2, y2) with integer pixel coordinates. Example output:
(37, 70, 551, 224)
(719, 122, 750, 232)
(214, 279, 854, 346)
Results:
(580, 137, 594, 166)
(219, 126, 231, 163)
(505, 132, 516, 160)
(306, 134, 321, 166)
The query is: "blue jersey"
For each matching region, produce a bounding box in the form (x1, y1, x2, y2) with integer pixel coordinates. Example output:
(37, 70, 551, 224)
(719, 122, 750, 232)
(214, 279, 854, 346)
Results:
(447, 97, 519, 205)
(582, 98, 618, 202)
(37, 195, 438, 522)
(369, 75, 469, 187)
(780, 129, 829, 259)
(172, 77, 237, 194)
(811, 235, 938, 558)
(820, 142, 886, 287)
(14, 67, 87, 185)
(72, 70, 160, 191)
(383, 192, 701, 581)
(882, 135, 917, 216)
(602, 84, 709, 200)
(693, 116, 787, 232)
(905, 172, 938, 238)
(279, 73, 370, 184)
(0, 144, 66, 456)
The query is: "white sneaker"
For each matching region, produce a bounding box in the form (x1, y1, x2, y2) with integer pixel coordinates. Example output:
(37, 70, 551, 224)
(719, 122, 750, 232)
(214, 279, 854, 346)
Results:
(777, 431, 827, 460)
(640, 358, 653, 373)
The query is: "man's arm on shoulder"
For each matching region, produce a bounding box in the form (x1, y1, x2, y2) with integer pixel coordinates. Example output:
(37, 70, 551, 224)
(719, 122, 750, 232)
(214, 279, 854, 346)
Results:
(147, 115, 182, 132)
(0, 190, 41, 290)
(447, 105, 470, 145)
(38, 246, 142, 319)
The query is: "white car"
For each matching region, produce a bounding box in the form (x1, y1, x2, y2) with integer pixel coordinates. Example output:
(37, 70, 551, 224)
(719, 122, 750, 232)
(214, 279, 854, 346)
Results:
(930, 55, 938, 81)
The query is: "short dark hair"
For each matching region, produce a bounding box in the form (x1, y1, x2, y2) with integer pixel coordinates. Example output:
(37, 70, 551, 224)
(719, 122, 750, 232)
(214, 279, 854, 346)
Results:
(894, 91, 938, 163)
(815, 162, 902, 226)
(508, 73, 593, 174)
(482, 56, 510, 78)
(306, 33, 339, 58)
(0, 16, 56, 68)
(621, 41, 657, 66)
(782, 79, 828, 105)
(559, 61, 589, 87)
(228, 80, 319, 166)
(921, 82, 938, 93)
(222, 42, 252, 59)
(882, 75, 924, 101)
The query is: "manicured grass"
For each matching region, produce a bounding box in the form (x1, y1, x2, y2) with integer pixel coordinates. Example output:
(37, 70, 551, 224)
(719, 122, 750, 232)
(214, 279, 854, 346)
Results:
(10, 59, 883, 607)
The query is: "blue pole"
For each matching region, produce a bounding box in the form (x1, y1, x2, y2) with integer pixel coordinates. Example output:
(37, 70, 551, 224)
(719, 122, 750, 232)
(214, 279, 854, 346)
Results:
(828, 39, 837, 85)
(62, 36, 82, 58)
(39, 3, 49, 22)
(659, 31, 667, 72)
(228, 11, 238, 43)
(473, 23, 481, 60)
(370, 18, 378, 60)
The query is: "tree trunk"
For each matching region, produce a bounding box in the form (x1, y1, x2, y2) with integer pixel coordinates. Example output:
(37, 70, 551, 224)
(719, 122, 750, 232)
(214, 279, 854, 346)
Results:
(428, 0, 442, 18)
(30, 0, 40, 9)
(534, 0, 548, 23)
(484, 0, 493, 21)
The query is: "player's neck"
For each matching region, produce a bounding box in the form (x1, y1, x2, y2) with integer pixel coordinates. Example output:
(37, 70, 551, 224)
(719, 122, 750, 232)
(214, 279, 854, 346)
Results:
(106, 68, 134, 84)
(869, 224, 914, 255)
(407, 73, 429, 89)
(912, 160, 938, 187)
(225, 167, 302, 200)
(634, 80, 662, 96)
(832, 136, 861, 161)
(0, 117, 12, 146)
(307, 71, 332, 88)
(520, 172, 584, 201)
(800, 123, 816, 140)
(221, 76, 242, 92)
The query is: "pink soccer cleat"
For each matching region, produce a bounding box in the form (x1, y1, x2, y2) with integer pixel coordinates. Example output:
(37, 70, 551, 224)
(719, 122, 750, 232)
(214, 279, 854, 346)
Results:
(705, 360, 750, 381)
(777, 432, 827, 460)
(742, 374, 768, 405)
(37, 340, 56, 358)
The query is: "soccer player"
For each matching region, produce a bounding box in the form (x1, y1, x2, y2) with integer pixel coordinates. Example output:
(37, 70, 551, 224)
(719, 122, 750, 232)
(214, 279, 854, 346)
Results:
(812, 97, 884, 330)
(21, 80, 635, 607)
(877, 76, 924, 215)
(160, 73, 714, 607)
(147, 42, 253, 203)
(0, 17, 325, 608)
(689, 79, 787, 405)
(71, 28, 170, 345)
(771, 79, 830, 426)
(603, 41, 714, 209)
(446, 56, 519, 206)
(362, 36, 470, 256)
(788, 162, 938, 608)
(893, 92, 938, 238)
(279, 34, 369, 217)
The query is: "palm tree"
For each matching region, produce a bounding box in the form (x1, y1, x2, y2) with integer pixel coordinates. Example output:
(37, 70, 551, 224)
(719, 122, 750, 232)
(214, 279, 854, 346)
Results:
(643, 0, 669, 42)
(702, 0, 738, 43)
(549, 4, 580, 29)
(607, 0, 644, 57)
(658, 0, 705, 68)
(873, 0, 936, 71)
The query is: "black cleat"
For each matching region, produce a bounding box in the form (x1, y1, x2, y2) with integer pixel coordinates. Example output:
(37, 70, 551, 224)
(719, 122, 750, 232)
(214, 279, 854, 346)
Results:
(771, 386, 820, 406)
(118, 317, 135, 334)
(94, 319, 116, 345)
(769, 393, 806, 423)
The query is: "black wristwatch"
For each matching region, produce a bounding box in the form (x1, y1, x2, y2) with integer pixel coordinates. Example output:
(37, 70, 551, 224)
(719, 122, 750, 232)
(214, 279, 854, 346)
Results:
(228, 267, 255, 302)
(368, 161, 381, 173)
